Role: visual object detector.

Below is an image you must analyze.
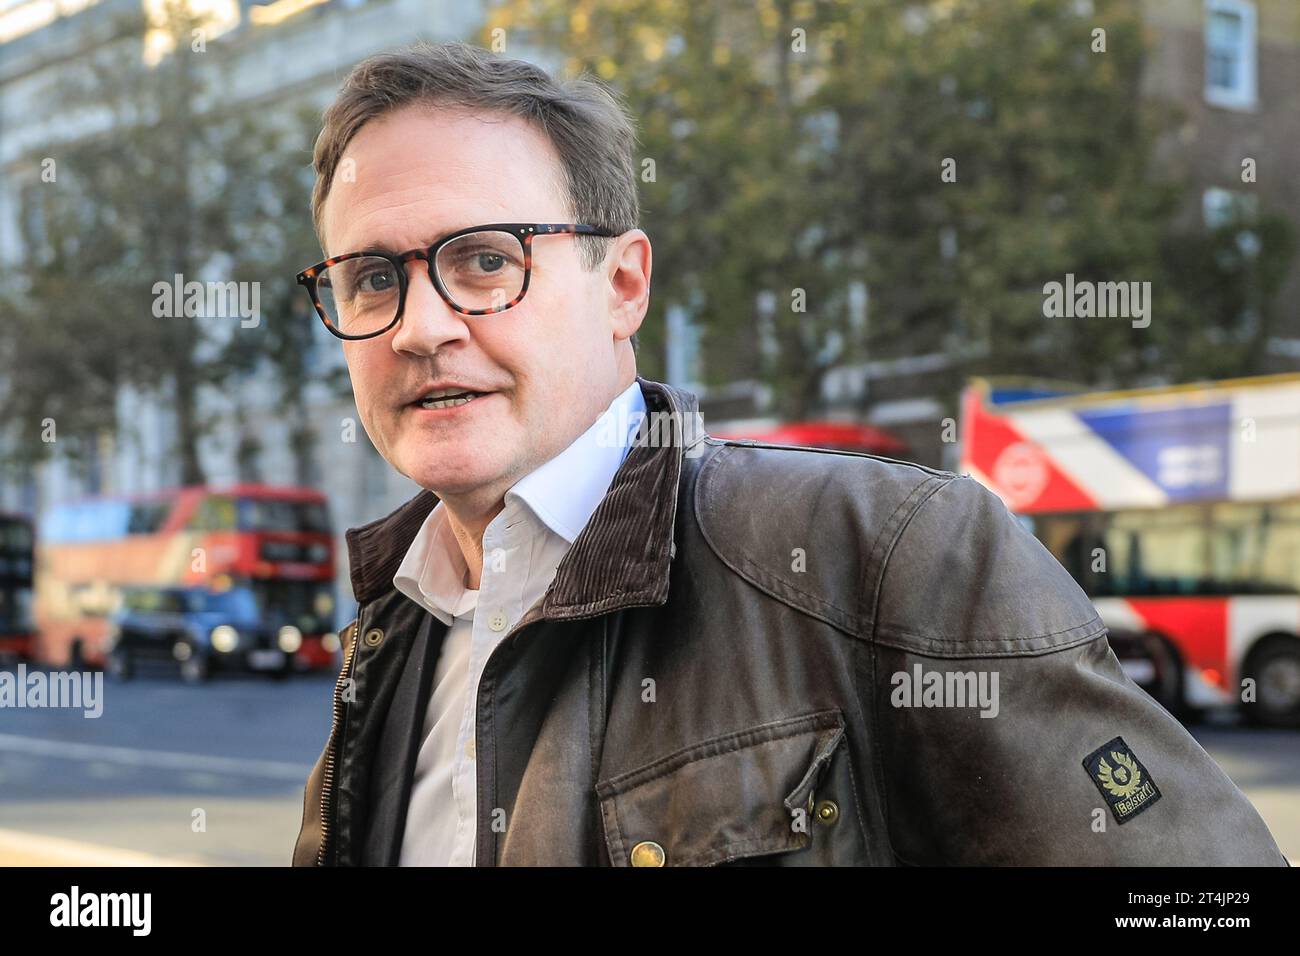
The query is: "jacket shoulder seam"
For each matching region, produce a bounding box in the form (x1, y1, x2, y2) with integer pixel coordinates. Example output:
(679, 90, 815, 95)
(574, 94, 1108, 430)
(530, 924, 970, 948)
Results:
(695, 443, 948, 635)
(872, 618, 1109, 658)
(857, 473, 955, 639)
(701, 435, 958, 478)
(870, 474, 1107, 654)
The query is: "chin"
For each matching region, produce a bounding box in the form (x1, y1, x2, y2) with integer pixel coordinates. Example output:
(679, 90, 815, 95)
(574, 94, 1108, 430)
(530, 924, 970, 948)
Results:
(399, 445, 506, 497)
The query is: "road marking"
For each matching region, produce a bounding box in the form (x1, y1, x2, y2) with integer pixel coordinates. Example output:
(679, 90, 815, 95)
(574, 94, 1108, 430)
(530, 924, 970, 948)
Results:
(0, 828, 200, 866)
(0, 734, 312, 781)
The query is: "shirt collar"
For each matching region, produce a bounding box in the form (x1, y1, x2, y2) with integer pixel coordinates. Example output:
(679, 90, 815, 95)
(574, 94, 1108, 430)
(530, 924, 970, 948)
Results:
(352, 377, 704, 613)
(507, 379, 646, 543)
(392, 380, 647, 621)
(391, 503, 475, 624)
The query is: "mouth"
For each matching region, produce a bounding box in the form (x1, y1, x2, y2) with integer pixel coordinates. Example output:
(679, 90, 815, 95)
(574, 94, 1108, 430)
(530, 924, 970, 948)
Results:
(409, 385, 494, 412)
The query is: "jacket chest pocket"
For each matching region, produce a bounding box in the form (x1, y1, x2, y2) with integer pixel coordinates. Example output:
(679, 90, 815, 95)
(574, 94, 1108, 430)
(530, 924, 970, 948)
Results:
(595, 709, 868, 866)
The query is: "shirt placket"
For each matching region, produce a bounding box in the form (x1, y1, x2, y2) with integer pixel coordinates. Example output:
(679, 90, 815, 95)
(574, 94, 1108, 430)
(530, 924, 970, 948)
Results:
(453, 506, 530, 866)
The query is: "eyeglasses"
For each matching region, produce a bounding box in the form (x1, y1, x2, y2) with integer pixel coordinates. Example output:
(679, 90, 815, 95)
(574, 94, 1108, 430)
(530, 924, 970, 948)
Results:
(296, 222, 621, 340)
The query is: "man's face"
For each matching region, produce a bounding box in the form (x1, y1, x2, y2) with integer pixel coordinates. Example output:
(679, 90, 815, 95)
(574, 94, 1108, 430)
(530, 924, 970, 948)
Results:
(321, 103, 634, 500)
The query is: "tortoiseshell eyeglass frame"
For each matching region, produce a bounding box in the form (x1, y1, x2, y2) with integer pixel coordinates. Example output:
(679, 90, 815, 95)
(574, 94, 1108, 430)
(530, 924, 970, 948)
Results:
(295, 222, 622, 341)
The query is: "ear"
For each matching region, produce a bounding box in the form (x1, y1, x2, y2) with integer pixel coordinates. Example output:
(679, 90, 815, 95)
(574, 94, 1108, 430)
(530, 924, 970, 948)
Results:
(603, 229, 652, 344)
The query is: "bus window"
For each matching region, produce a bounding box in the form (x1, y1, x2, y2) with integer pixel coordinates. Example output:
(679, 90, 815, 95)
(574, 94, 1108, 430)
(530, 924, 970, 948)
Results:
(2, 521, 33, 552)
(1098, 507, 1208, 597)
(190, 496, 238, 531)
(127, 499, 173, 534)
(14, 589, 32, 632)
(238, 498, 330, 533)
(1031, 513, 1114, 593)
(1207, 502, 1266, 594)
(1242, 504, 1300, 595)
(0, 588, 33, 633)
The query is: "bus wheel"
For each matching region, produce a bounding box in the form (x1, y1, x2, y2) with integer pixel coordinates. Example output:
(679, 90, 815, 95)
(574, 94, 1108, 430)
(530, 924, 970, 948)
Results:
(106, 648, 134, 682)
(1241, 638, 1300, 729)
(1137, 631, 1186, 719)
(1156, 635, 1206, 724)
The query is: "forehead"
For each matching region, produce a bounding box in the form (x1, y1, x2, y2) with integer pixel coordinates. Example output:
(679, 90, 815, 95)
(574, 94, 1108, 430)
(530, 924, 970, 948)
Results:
(321, 102, 570, 256)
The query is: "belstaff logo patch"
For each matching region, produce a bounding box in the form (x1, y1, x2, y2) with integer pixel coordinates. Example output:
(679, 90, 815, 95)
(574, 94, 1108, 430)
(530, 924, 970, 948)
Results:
(1083, 736, 1162, 824)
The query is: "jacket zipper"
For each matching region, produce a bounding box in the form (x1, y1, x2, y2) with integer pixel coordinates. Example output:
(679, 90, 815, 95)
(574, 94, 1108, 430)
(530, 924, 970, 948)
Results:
(317, 613, 362, 866)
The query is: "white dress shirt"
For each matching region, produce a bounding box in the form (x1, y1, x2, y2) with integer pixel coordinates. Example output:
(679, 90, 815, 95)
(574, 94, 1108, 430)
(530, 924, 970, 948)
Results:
(393, 380, 646, 866)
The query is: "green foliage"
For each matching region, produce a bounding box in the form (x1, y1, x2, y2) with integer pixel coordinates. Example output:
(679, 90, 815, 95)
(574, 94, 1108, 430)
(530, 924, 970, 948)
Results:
(0, 1, 329, 479)
(484, 0, 1294, 415)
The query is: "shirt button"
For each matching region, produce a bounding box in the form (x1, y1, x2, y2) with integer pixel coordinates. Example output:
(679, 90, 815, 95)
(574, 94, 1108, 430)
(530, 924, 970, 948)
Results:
(488, 610, 508, 632)
(464, 737, 476, 759)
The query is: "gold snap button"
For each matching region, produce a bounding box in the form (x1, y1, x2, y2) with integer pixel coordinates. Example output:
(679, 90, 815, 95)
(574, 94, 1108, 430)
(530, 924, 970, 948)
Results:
(363, 627, 384, 647)
(629, 841, 666, 867)
(814, 799, 839, 825)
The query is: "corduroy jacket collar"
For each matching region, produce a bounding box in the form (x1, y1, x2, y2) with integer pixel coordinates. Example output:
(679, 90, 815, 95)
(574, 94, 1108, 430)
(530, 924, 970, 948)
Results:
(344, 376, 707, 615)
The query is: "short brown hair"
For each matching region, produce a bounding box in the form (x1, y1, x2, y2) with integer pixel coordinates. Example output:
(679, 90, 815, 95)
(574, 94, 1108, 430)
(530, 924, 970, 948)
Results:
(310, 40, 641, 276)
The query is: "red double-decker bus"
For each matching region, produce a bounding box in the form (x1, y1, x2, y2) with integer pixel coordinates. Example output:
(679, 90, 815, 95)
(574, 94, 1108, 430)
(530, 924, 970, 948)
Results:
(34, 484, 339, 670)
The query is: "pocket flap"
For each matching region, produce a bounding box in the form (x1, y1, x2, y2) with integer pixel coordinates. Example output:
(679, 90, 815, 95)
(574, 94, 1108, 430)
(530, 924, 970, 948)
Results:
(596, 710, 846, 867)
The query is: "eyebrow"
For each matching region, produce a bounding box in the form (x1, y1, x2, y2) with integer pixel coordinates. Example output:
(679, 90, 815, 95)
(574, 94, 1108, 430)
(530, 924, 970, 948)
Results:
(344, 223, 483, 257)
(359, 239, 413, 256)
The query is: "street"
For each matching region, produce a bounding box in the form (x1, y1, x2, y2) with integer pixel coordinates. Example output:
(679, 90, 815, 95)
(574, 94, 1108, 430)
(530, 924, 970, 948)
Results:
(0, 669, 333, 866)
(0, 667, 1296, 866)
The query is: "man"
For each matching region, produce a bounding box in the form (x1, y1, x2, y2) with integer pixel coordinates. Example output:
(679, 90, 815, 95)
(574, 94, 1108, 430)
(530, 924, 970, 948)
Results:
(292, 41, 1285, 866)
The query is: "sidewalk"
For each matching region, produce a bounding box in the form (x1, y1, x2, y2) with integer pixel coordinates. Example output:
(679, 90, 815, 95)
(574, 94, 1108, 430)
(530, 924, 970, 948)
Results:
(0, 828, 201, 866)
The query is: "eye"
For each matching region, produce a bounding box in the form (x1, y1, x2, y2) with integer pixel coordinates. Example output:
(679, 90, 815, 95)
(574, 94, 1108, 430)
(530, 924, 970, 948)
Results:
(358, 264, 397, 292)
(448, 246, 512, 273)
(474, 251, 506, 273)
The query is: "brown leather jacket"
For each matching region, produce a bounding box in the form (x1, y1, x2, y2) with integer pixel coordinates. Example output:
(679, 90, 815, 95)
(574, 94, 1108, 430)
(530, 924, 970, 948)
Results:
(293, 377, 1286, 866)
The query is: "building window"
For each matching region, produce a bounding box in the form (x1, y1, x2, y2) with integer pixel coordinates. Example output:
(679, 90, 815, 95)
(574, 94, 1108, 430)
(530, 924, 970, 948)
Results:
(1205, 0, 1258, 110)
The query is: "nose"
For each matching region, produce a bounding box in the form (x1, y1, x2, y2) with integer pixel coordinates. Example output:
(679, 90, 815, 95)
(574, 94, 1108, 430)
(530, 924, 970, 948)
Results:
(388, 256, 471, 355)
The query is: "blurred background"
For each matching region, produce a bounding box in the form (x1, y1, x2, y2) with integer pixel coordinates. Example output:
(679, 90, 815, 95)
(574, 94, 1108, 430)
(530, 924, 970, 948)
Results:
(0, 0, 1297, 864)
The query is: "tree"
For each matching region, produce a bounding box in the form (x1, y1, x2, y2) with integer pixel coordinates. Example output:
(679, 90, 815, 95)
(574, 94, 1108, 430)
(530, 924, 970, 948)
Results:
(482, 0, 1294, 416)
(0, 0, 332, 485)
